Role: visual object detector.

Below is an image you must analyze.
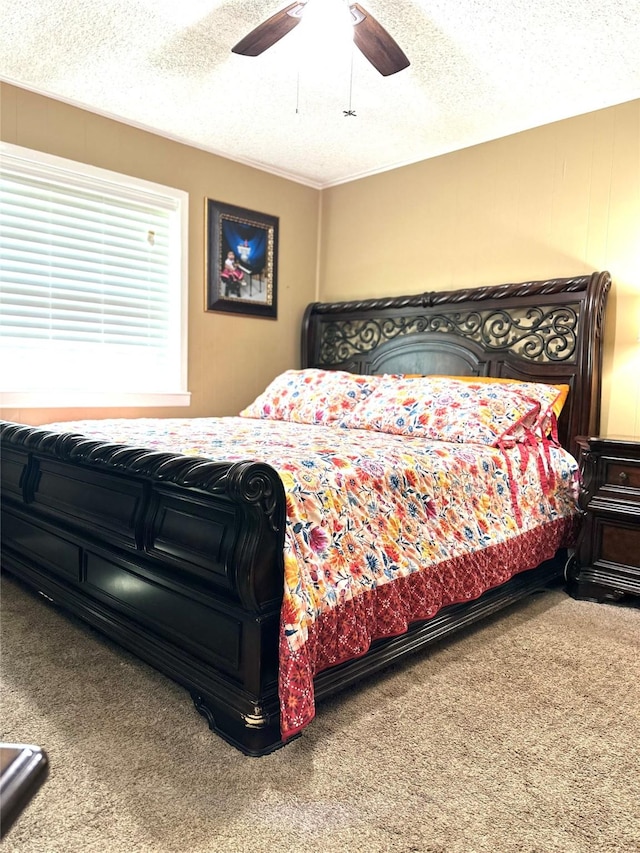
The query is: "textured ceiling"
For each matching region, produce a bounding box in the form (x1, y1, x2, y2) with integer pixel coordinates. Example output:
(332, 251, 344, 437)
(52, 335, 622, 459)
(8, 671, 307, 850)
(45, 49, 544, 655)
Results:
(1, 0, 639, 188)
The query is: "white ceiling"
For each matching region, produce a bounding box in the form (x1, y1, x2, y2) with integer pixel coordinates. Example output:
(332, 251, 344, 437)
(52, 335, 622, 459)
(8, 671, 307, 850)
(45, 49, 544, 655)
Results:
(1, 0, 639, 188)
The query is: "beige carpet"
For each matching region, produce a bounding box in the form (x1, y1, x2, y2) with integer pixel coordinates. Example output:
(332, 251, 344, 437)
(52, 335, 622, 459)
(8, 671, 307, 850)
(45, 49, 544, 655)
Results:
(1, 573, 638, 853)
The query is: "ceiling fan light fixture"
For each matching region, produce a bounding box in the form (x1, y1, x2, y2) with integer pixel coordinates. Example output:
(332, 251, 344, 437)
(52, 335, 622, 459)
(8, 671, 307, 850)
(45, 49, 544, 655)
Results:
(231, 0, 410, 76)
(298, 0, 354, 49)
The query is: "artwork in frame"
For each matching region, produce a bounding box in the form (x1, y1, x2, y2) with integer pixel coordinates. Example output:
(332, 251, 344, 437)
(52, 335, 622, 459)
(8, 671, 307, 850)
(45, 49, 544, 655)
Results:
(205, 199, 278, 319)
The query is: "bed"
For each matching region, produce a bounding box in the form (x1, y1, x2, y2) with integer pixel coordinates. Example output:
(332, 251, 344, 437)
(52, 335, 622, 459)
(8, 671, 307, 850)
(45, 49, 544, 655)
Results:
(0, 271, 611, 755)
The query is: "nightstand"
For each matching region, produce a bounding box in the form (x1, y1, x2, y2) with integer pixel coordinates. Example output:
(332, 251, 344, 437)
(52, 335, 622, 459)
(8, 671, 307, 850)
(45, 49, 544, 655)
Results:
(568, 436, 640, 602)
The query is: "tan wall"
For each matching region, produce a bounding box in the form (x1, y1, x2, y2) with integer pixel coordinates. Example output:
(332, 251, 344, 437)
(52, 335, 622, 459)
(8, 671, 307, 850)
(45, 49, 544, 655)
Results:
(320, 100, 640, 438)
(0, 83, 321, 425)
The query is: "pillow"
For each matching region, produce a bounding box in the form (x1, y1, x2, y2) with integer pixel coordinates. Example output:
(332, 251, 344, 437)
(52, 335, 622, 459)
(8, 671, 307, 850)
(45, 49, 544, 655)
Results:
(239, 369, 381, 425)
(340, 376, 542, 446)
(403, 374, 569, 437)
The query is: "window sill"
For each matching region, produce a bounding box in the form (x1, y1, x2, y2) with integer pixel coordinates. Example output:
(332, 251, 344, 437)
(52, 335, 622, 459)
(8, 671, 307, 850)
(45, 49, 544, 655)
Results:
(0, 391, 192, 408)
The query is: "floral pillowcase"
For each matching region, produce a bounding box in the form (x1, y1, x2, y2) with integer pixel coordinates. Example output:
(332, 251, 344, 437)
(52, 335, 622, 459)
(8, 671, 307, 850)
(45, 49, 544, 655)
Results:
(240, 370, 567, 445)
(424, 375, 569, 439)
(339, 376, 551, 446)
(239, 369, 381, 426)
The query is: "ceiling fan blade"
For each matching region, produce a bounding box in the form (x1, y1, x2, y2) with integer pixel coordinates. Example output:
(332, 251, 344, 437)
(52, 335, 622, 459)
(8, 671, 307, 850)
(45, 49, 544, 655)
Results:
(232, 2, 306, 57)
(349, 3, 410, 76)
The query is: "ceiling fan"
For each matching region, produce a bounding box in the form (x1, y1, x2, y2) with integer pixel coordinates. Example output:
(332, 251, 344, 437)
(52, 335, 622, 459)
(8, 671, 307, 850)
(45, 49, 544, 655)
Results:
(231, 1, 410, 77)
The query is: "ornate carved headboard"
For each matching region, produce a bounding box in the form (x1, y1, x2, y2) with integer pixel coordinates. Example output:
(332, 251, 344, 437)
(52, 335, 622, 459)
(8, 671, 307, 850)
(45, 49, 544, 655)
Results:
(301, 272, 611, 459)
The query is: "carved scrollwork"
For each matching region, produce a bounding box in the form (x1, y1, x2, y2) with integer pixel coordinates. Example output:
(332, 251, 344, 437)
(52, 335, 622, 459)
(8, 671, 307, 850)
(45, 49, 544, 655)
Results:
(224, 461, 286, 533)
(318, 304, 579, 365)
(311, 274, 597, 317)
(592, 272, 612, 339)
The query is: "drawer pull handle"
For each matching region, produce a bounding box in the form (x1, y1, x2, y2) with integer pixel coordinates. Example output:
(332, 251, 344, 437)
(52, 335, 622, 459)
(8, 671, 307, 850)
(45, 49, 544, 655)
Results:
(618, 471, 629, 484)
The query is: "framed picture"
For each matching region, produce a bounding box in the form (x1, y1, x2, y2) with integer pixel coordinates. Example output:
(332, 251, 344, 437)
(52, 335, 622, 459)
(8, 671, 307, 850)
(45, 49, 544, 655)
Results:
(205, 199, 278, 318)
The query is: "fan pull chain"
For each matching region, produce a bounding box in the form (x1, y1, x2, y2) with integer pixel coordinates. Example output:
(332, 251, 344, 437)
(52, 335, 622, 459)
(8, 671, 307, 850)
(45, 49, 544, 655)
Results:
(343, 43, 356, 116)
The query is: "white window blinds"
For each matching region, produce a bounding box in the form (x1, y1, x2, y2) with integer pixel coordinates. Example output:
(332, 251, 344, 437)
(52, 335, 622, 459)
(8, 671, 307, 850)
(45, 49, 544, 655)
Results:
(0, 143, 189, 407)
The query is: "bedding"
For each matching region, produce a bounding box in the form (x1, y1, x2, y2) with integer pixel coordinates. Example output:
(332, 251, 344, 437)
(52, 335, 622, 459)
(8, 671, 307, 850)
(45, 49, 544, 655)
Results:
(239, 368, 381, 424)
(423, 376, 571, 437)
(338, 375, 551, 445)
(42, 412, 580, 739)
(432, 376, 571, 418)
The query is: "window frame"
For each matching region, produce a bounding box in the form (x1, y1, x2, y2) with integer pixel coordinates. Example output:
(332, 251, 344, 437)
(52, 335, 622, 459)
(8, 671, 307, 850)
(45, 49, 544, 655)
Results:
(0, 142, 190, 409)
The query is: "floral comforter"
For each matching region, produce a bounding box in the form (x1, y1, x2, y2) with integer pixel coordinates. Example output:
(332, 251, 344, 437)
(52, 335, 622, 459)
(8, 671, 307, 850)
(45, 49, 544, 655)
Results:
(43, 417, 579, 739)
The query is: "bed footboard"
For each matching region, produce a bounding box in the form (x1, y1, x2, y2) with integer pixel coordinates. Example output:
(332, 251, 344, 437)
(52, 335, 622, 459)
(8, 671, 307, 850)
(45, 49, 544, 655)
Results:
(0, 422, 287, 756)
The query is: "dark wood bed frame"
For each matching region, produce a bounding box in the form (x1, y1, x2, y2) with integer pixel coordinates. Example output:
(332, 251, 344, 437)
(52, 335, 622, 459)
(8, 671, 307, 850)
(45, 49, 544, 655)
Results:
(0, 271, 611, 755)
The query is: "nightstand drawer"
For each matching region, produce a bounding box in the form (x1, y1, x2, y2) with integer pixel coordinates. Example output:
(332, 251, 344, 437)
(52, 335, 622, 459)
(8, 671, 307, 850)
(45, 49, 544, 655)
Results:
(603, 459, 640, 492)
(600, 523, 640, 569)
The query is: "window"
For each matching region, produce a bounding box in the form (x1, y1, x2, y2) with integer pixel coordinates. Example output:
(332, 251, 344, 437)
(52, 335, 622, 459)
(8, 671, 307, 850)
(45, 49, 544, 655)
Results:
(0, 143, 190, 408)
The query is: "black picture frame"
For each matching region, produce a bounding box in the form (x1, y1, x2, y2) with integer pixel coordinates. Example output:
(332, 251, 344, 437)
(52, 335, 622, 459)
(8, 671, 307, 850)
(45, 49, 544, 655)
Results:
(205, 199, 278, 318)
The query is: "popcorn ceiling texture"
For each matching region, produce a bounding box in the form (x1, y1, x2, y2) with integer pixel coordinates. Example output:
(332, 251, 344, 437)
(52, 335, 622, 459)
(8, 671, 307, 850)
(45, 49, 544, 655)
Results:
(1, 0, 639, 187)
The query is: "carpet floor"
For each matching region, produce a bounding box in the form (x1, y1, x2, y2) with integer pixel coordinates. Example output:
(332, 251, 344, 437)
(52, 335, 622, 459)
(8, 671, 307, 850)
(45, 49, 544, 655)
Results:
(1, 573, 638, 853)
